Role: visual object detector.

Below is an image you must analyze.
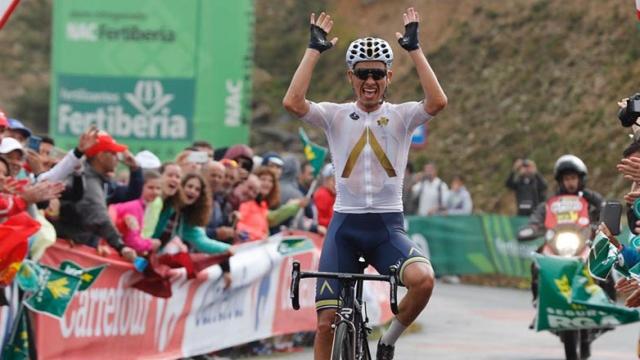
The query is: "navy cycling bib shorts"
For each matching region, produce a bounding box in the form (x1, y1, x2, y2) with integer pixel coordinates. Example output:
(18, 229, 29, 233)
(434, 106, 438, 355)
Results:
(315, 212, 431, 311)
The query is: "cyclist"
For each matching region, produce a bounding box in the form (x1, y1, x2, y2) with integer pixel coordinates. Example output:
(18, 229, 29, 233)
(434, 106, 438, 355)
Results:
(283, 7, 447, 360)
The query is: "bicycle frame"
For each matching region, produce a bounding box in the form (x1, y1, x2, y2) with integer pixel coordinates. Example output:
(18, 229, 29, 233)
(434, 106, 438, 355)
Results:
(290, 261, 399, 359)
(337, 277, 372, 359)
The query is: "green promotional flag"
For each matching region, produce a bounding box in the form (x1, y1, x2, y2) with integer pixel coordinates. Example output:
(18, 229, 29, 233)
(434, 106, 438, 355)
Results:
(59, 261, 106, 291)
(299, 127, 328, 177)
(535, 255, 640, 331)
(587, 232, 618, 280)
(24, 266, 81, 319)
(277, 237, 315, 255)
(587, 232, 640, 279)
(1, 308, 30, 360)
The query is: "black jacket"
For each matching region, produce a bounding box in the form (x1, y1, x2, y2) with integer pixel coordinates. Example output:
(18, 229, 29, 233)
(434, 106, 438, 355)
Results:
(506, 172, 548, 216)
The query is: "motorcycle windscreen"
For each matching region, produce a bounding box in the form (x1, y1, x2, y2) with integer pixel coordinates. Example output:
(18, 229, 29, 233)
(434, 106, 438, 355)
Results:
(544, 195, 590, 230)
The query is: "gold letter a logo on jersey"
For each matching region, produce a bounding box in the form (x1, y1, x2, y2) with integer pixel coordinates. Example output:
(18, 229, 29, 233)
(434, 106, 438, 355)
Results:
(341, 128, 397, 178)
(320, 280, 334, 295)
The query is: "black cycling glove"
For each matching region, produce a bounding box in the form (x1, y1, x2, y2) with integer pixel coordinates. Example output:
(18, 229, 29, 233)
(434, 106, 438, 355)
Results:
(308, 24, 333, 53)
(397, 21, 420, 51)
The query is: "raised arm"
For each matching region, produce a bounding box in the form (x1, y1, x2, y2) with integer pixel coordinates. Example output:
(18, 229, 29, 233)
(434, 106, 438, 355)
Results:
(396, 7, 447, 116)
(282, 12, 338, 117)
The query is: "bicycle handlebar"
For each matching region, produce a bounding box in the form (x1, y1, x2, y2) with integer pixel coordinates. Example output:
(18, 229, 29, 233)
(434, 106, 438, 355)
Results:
(289, 261, 400, 314)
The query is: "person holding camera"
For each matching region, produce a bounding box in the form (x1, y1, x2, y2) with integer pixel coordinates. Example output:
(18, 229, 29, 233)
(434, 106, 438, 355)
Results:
(618, 94, 640, 129)
(505, 158, 547, 216)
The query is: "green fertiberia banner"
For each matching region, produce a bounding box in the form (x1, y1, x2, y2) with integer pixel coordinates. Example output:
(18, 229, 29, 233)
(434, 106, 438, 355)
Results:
(299, 127, 328, 177)
(50, 0, 254, 159)
(24, 266, 82, 319)
(535, 254, 640, 331)
(59, 260, 106, 291)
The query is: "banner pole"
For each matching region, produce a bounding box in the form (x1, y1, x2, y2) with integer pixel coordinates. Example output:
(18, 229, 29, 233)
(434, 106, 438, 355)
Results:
(291, 178, 319, 229)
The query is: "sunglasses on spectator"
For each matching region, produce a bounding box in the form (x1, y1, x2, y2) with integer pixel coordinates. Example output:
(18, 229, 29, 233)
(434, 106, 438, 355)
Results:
(353, 68, 387, 81)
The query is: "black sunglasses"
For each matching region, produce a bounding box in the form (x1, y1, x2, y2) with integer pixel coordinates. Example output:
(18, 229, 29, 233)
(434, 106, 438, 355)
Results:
(353, 68, 387, 81)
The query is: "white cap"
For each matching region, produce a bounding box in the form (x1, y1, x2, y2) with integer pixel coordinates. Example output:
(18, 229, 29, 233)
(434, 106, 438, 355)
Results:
(0, 137, 24, 155)
(252, 155, 263, 172)
(266, 156, 284, 167)
(321, 163, 334, 178)
(135, 150, 161, 169)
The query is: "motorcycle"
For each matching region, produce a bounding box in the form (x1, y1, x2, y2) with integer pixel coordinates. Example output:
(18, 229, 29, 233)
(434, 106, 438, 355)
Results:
(518, 194, 615, 360)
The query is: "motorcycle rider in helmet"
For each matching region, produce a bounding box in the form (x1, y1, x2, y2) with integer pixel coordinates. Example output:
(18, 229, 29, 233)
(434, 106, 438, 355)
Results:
(528, 155, 603, 230)
(525, 155, 604, 300)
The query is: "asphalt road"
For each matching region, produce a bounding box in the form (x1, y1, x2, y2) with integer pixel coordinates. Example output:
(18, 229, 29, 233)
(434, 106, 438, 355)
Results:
(255, 283, 639, 359)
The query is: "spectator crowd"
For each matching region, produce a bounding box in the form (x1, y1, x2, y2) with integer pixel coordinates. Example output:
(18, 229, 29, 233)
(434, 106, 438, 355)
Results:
(0, 108, 338, 300)
(0, 104, 483, 302)
(1, 104, 559, 305)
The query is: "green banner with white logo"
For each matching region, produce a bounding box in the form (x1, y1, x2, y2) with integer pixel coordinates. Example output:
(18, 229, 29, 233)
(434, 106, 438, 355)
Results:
(50, 0, 253, 158)
(407, 215, 542, 278)
(23, 266, 82, 319)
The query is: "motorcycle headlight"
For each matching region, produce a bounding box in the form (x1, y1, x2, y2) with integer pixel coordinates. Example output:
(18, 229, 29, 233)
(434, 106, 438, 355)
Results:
(554, 232, 581, 257)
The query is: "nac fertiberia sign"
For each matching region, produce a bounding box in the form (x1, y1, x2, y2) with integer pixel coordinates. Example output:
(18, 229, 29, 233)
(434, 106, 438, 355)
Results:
(50, 0, 253, 158)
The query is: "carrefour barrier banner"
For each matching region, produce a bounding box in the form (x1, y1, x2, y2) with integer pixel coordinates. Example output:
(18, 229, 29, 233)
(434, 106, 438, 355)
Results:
(50, 0, 253, 158)
(407, 215, 542, 278)
(534, 255, 640, 331)
(32, 234, 393, 359)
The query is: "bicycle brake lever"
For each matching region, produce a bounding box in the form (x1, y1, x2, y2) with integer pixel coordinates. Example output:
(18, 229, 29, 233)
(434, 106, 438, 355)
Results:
(389, 265, 399, 315)
(291, 261, 301, 310)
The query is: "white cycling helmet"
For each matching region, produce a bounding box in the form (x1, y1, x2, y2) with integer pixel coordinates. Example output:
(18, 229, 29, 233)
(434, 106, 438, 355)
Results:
(345, 37, 393, 70)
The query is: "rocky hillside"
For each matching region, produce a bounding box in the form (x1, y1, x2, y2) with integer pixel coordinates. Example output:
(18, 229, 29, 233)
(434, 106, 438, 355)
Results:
(2, 0, 640, 212)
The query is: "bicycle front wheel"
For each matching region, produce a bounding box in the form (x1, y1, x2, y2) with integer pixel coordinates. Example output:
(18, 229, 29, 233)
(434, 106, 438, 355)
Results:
(331, 322, 354, 360)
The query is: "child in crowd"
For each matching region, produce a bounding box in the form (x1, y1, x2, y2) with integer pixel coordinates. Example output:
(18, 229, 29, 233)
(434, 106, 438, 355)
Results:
(110, 170, 163, 255)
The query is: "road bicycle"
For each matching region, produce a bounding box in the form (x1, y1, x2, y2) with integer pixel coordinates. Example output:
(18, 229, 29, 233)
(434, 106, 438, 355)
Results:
(290, 260, 399, 360)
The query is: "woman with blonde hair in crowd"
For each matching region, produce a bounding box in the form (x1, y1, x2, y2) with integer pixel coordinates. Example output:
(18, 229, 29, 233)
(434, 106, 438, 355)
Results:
(153, 173, 230, 254)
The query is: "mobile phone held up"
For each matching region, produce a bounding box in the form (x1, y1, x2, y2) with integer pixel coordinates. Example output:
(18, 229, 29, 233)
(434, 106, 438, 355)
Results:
(27, 136, 42, 152)
(187, 151, 209, 164)
(601, 200, 622, 236)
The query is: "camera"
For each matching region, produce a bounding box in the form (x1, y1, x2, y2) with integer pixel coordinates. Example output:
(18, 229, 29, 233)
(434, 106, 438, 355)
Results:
(618, 92, 640, 127)
(522, 159, 530, 167)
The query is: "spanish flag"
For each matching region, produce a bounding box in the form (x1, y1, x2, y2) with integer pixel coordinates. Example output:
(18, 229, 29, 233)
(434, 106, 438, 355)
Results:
(0, 212, 41, 286)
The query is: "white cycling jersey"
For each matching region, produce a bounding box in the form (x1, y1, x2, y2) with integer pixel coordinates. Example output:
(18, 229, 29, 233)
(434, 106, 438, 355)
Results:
(302, 101, 432, 213)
